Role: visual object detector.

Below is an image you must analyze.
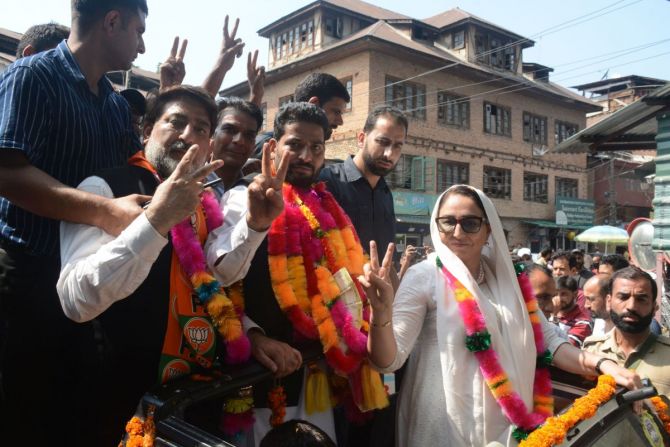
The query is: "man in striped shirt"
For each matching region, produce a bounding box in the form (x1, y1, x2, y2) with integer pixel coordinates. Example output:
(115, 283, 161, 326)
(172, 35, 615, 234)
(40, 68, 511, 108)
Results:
(0, 1, 149, 445)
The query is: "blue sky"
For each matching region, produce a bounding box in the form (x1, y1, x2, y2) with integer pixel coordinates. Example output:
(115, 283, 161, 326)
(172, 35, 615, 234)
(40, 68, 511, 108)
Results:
(3, 0, 669, 91)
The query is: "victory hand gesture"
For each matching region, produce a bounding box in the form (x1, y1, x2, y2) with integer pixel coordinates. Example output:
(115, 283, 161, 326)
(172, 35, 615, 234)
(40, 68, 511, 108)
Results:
(160, 36, 187, 91)
(217, 16, 245, 74)
(360, 241, 396, 315)
(145, 144, 222, 236)
(247, 49, 265, 106)
(246, 142, 291, 232)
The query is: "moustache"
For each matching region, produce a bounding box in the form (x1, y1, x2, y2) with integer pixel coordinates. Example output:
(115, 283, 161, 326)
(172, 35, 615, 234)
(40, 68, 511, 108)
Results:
(169, 140, 189, 152)
(290, 162, 314, 173)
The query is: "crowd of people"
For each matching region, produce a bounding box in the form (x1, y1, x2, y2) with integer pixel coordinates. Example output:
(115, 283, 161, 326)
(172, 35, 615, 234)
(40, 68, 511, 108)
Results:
(0, 1, 668, 447)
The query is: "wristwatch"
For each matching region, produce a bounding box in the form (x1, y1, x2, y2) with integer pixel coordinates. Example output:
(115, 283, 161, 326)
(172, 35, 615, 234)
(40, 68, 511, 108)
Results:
(595, 357, 616, 375)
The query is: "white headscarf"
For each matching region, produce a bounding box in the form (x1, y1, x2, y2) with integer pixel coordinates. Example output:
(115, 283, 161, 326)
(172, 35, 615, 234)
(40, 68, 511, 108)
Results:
(430, 185, 536, 446)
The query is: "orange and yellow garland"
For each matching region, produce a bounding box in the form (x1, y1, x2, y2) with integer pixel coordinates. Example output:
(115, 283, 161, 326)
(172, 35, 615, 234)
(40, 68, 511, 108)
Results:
(121, 405, 156, 447)
(650, 396, 670, 436)
(519, 375, 617, 447)
(266, 182, 387, 417)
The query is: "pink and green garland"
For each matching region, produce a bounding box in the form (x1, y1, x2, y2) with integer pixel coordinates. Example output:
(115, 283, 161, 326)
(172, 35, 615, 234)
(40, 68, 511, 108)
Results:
(437, 258, 553, 441)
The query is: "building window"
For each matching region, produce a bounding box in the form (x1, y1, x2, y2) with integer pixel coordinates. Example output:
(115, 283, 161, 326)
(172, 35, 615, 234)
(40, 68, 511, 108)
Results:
(325, 16, 342, 38)
(483, 166, 512, 199)
(389, 155, 426, 190)
(279, 94, 294, 108)
(555, 120, 579, 144)
(436, 160, 469, 192)
(260, 102, 267, 130)
(475, 33, 516, 71)
(556, 177, 578, 198)
(523, 112, 548, 145)
(340, 76, 352, 111)
(453, 30, 465, 49)
(483, 102, 511, 137)
(385, 76, 426, 120)
(523, 172, 548, 203)
(437, 92, 469, 128)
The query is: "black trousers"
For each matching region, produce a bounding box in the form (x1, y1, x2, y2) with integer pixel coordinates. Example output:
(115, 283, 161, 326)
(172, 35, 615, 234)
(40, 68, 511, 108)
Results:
(0, 245, 101, 446)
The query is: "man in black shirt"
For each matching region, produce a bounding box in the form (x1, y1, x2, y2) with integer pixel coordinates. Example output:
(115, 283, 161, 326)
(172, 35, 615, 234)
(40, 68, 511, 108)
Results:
(319, 106, 407, 260)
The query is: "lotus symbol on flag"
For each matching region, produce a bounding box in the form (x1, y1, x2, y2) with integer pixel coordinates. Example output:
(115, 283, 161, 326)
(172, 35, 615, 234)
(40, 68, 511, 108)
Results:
(188, 326, 209, 352)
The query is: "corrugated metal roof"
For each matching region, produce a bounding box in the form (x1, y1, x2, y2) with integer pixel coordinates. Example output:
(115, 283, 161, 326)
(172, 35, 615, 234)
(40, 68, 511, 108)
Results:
(552, 83, 670, 153)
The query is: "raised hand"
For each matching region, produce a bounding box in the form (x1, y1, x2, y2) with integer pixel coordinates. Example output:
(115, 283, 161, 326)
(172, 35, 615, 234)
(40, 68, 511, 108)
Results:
(247, 49, 265, 106)
(245, 141, 290, 232)
(145, 144, 223, 236)
(360, 241, 395, 315)
(202, 16, 246, 97)
(160, 36, 188, 91)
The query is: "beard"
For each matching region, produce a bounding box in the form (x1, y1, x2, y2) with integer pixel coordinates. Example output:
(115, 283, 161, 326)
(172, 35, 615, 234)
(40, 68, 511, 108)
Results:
(363, 150, 396, 177)
(286, 162, 320, 189)
(144, 139, 187, 179)
(609, 309, 654, 334)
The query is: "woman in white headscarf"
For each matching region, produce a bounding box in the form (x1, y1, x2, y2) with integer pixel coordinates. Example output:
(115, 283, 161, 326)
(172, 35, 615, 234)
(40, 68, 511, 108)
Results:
(361, 185, 641, 447)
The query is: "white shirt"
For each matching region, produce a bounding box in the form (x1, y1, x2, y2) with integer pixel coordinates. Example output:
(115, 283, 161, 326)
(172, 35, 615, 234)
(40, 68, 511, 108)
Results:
(204, 183, 267, 286)
(57, 175, 258, 333)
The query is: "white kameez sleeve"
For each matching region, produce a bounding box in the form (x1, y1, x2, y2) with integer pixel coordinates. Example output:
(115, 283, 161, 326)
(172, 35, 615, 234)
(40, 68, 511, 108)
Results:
(57, 176, 168, 323)
(371, 261, 434, 373)
(205, 185, 267, 286)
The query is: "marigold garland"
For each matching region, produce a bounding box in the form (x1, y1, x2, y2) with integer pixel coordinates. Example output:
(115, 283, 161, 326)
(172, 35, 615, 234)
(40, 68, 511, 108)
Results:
(267, 183, 387, 413)
(122, 405, 156, 447)
(519, 375, 617, 447)
(437, 258, 553, 438)
(650, 396, 670, 436)
(170, 191, 251, 364)
(268, 385, 287, 427)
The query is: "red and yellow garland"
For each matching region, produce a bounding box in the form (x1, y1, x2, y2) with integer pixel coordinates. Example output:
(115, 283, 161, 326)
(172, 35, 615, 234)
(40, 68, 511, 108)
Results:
(519, 375, 617, 447)
(267, 182, 387, 413)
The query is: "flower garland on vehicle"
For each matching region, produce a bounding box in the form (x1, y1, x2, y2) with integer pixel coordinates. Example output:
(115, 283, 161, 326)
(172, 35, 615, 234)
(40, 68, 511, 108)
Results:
(437, 259, 554, 440)
(650, 396, 670, 436)
(519, 375, 617, 447)
(170, 191, 251, 364)
(122, 405, 156, 447)
(267, 182, 387, 412)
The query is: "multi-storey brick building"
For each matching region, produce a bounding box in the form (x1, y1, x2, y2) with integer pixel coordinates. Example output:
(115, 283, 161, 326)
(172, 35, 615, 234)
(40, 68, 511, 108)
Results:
(221, 0, 600, 251)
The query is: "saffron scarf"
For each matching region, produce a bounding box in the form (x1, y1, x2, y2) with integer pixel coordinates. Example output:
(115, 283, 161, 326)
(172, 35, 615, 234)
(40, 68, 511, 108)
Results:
(128, 152, 249, 383)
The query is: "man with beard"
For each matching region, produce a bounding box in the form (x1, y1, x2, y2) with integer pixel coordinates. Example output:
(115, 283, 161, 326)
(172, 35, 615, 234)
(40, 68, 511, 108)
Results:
(583, 274, 613, 336)
(319, 106, 407, 260)
(584, 267, 670, 397)
(527, 263, 558, 319)
(242, 102, 389, 444)
(57, 86, 286, 445)
(554, 275, 593, 347)
(570, 248, 594, 288)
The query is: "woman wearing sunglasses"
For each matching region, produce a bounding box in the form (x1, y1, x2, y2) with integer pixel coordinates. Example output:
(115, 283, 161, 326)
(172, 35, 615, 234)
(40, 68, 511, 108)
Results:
(360, 185, 641, 446)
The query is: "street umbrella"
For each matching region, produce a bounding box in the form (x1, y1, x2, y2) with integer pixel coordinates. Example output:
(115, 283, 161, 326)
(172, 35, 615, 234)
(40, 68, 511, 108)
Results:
(574, 225, 629, 254)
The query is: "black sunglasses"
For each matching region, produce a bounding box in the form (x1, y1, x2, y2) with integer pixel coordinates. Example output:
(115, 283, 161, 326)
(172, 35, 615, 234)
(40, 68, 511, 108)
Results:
(435, 216, 487, 234)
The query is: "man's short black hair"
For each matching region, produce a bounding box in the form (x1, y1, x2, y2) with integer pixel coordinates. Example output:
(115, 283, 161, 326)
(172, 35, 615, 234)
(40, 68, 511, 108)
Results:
(294, 73, 350, 105)
(16, 23, 70, 59)
(601, 254, 629, 272)
(71, 0, 148, 34)
(274, 102, 330, 141)
(551, 251, 575, 269)
(556, 275, 578, 292)
(144, 85, 217, 136)
(216, 96, 263, 132)
(363, 105, 408, 134)
(260, 419, 336, 447)
(540, 247, 553, 258)
(610, 266, 657, 300)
